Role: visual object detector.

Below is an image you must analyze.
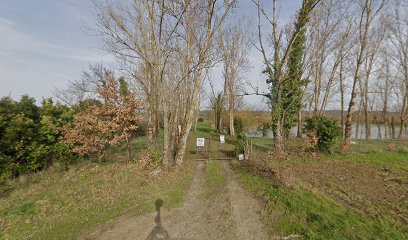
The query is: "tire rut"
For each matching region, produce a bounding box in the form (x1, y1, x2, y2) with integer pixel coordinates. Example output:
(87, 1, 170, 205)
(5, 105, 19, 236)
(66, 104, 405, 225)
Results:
(82, 160, 267, 239)
(222, 160, 268, 240)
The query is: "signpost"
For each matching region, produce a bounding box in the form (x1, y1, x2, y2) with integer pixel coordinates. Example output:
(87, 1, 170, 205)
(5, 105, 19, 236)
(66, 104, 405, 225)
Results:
(220, 135, 225, 144)
(196, 138, 205, 147)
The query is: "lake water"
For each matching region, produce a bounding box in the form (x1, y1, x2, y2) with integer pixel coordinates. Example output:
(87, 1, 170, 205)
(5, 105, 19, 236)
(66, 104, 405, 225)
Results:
(245, 124, 407, 140)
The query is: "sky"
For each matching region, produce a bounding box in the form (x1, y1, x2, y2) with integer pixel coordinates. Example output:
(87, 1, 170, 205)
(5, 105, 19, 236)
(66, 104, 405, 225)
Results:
(0, 0, 302, 108)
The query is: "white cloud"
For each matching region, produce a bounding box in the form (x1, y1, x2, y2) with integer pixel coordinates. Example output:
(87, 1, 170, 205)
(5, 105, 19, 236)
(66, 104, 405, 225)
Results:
(0, 16, 113, 100)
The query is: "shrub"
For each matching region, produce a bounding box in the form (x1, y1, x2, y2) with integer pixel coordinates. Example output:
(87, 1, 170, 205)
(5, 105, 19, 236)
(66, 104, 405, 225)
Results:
(198, 117, 204, 122)
(0, 96, 74, 178)
(0, 153, 12, 182)
(261, 122, 272, 137)
(304, 116, 341, 153)
(235, 133, 247, 156)
(234, 117, 244, 134)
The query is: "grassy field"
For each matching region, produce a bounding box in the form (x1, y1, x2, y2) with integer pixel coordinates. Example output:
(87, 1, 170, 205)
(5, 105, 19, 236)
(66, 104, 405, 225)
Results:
(234, 164, 406, 239)
(0, 137, 196, 240)
(234, 137, 408, 239)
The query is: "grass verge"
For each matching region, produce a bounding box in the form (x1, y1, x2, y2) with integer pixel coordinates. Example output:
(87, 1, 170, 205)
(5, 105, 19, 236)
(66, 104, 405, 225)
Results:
(0, 149, 195, 240)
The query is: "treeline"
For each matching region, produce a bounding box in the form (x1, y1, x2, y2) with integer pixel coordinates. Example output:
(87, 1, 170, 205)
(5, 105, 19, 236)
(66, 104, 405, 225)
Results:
(0, 72, 143, 181)
(0, 96, 74, 180)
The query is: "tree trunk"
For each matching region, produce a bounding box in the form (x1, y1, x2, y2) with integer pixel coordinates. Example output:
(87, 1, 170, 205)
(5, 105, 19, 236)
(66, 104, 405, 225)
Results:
(340, 59, 345, 139)
(363, 69, 372, 140)
(297, 110, 302, 138)
(344, 0, 377, 145)
(355, 111, 360, 140)
(398, 91, 407, 140)
(126, 136, 132, 162)
(344, 78, 359, 143)
(193, 92, 200, 131)
(175, 118, 194, 165)
(162, 103, 170, 166)
(147, 111, 155, 152)
(229, 82, 235, 136)
(374, 116, 382, 140)
(274, 117, 284, 152)
(175, 70, 203, 165)
(388, 117, 392, 139)
(391, 116, 396, 139)
(399, 118, 406, 140)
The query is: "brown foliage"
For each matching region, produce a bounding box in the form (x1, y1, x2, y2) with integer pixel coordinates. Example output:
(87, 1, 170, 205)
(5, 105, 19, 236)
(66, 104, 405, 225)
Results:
(387, 143, 397, 152)
(303, 131, 318, 152)
(62, 77, 142, 156)
(139, 155, 152, 170)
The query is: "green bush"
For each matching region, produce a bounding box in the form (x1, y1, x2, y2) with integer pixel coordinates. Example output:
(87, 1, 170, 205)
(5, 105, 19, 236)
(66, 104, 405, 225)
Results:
(0, 96, 74, 178)
(0, 153, 13, 182)
(304, 116, 341, 153)
(261, 122, 272, 137)
(234, 133, 247, 156)
(198, 117, 204, 122)
(234, 117, 244, 134)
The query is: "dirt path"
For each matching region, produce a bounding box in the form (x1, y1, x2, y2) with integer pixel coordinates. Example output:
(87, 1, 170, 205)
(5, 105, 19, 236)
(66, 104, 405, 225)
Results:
(82, 161, 268, 240)
(222, 161, 268, 240)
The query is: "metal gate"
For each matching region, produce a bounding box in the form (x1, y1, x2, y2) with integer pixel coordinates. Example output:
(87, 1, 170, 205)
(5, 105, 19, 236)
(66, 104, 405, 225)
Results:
(186, 136, 236, 160)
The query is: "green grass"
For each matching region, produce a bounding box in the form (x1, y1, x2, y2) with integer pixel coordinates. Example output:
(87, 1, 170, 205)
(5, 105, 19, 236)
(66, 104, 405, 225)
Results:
(0, 137, 195, 240)
(249, 137, 408, 171)
(204, 160, 226, 197)
(331, 151, 408, 171)
(248, 136, 275, 149)
(190, 121, 215, 138)
(348, 140, 408, 153)
(104, 135, 149, 161)
(233, 164, 408, 239)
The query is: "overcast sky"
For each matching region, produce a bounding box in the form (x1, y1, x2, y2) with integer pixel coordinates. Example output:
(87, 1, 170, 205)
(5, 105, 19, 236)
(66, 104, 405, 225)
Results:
(0, 0, 302, 108)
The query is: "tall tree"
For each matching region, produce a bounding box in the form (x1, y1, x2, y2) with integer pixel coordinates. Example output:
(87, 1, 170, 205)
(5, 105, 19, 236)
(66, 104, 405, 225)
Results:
(94, 0, 237, 165)
(388, 0, 408, 139)
(218, 20, 251, 136)
(343, 0, 387, 144)
(254, 0, 319, 150)
(284, 0, 314, 137)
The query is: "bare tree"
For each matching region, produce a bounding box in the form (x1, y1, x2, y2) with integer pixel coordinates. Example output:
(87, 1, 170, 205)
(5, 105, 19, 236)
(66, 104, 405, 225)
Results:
(360, 17, 387, 140)
(343, 0, 387, 145)
(218, 19, 252, 136)
(376, 50, 393, 139)
(55, 63, 108, 106)
(94, 0, 236, 166)
(388, 0, 408, 139)
(94, 0, 173, 152)
(172, 0, 237, 164)
(305, 0, 353, 116)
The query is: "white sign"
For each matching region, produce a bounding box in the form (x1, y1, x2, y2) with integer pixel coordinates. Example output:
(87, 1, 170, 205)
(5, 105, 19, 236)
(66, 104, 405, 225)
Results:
(196, 138, 205, 147)
(238, 154, 244, 161)
(220, 135, 225, 144)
